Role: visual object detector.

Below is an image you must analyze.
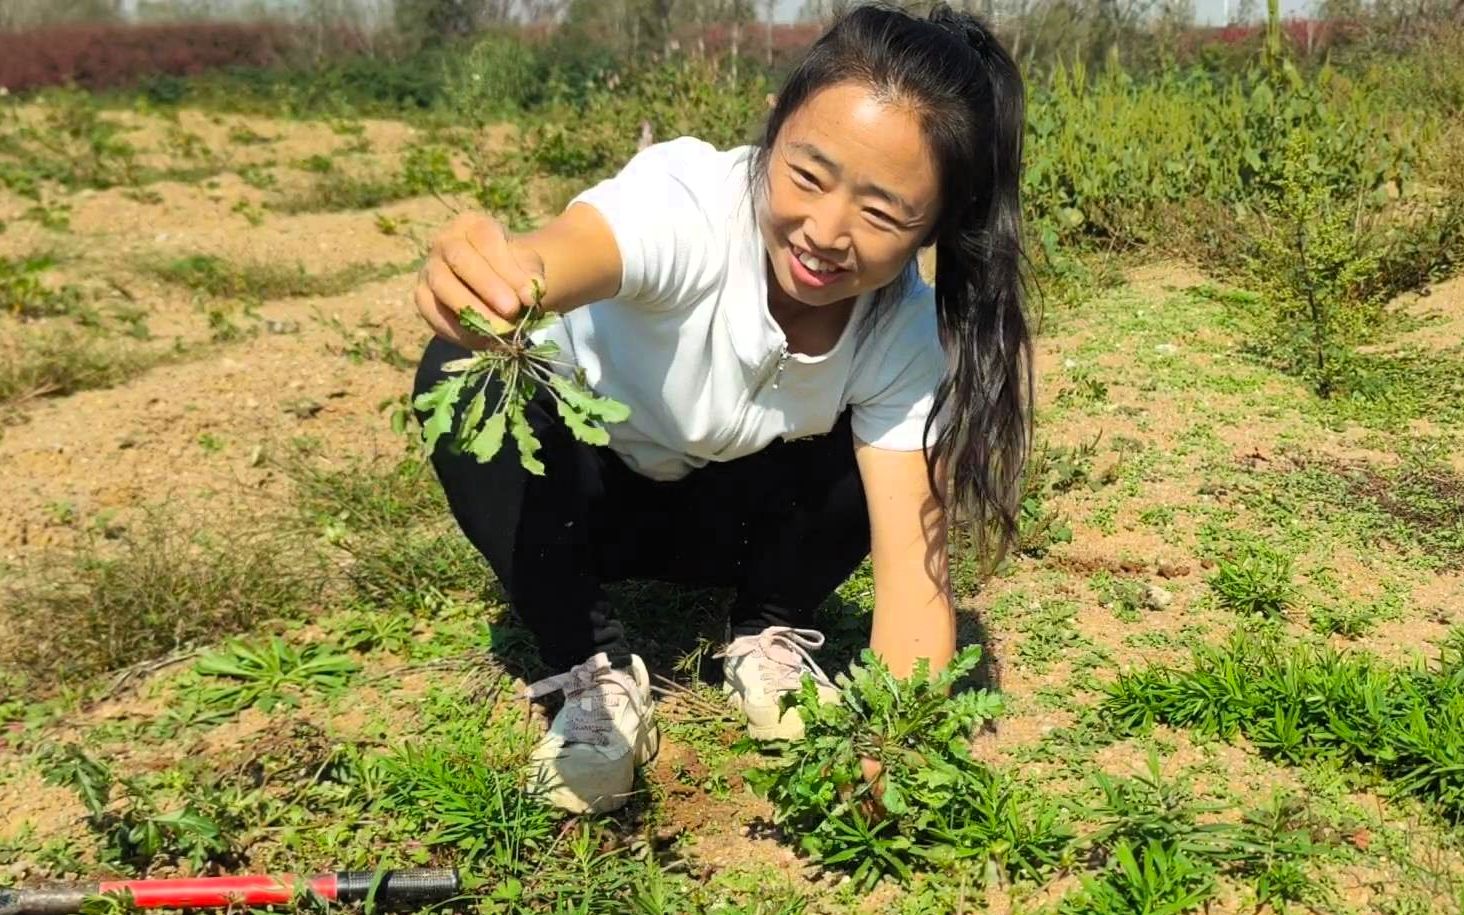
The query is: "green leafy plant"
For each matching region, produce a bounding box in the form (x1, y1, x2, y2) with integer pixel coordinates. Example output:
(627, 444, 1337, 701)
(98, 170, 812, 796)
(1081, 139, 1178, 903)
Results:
(328, 610, 416, 655)
(1208, 541, 1296, 617)
(1061, 838, 1214, 915)
(2, 253, 84, 320)
(412, 284, 629, 475)
(1248, 130, 1388, 397)
(1102, 627, 1464, 821)
(37, 743, 235, 871)
(745, 647, 1070, 889)
(191, 637, 358, 713)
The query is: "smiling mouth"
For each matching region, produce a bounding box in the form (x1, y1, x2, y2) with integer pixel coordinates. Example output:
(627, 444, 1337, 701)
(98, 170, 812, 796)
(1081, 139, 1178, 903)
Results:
(791, 244, 847, 276)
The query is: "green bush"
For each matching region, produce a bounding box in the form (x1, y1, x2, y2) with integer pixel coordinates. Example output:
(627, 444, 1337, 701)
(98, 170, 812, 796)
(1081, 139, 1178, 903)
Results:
(1024, 57, 1415, 250)
(441, 31, 542, 124)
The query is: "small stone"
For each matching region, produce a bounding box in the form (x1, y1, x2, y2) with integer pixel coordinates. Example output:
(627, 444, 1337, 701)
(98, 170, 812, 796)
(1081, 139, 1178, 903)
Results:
(265, 319, 300, 335)
(1143, 584, 1174, 610)
(1154, 342, 1179, 356)
(1157, 562, 1191, 579)
(284, 399, 323, 419)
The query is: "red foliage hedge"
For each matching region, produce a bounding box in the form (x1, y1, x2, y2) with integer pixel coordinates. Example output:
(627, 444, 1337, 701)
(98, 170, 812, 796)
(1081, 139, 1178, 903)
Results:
(0, 21, 352, 94)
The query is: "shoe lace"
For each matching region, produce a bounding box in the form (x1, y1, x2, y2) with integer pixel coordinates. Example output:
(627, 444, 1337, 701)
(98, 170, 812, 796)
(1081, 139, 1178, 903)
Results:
(524, 653, 638, 746)
(716, 626, 834, 693)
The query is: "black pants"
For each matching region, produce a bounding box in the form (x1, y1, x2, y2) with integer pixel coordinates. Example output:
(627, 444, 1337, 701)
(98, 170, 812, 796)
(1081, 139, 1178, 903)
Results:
(412, 336, 872, 670)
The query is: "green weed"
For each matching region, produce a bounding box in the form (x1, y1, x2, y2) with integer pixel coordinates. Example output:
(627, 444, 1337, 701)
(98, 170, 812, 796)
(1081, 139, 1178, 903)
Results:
(36, 743, 241, 872)
(1246, 130, 1388, 398)
(746, 647, 1070, 890)
(1244, 453, 1464, 571)
(0, 511, 326, 698)
(0, 325, 173, 411)
(268, 171, 412, 213)
(189, 637, 358, 714)
(1102, 628, 1464, 821)
(279, 450, 489, 611)
(312, 309, 413, 369)
(1, 253, 84, 320)
(1207, 541, 1297, 618)
(148, 254, 407, 301)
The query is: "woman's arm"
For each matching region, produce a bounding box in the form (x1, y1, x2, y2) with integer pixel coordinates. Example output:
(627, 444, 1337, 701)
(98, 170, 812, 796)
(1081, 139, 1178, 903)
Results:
(854, 439, 955, 678)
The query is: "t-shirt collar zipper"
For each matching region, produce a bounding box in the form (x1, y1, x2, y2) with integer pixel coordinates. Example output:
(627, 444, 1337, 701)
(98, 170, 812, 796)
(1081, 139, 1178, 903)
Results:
(768, 342, 790, 391)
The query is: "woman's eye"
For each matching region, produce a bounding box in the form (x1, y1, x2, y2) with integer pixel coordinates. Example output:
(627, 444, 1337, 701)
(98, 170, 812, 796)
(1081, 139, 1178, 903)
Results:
(792, 168, 819, 189)
(866, 208, 897, 227)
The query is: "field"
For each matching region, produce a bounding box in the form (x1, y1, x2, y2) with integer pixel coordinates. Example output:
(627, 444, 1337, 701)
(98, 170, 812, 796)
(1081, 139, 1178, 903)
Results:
(3, 24, 1464, 915)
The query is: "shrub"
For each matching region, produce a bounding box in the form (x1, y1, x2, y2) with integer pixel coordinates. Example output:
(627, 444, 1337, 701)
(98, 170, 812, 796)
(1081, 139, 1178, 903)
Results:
(0, 22, 311, 94)
(1246, 130, 1388, 397)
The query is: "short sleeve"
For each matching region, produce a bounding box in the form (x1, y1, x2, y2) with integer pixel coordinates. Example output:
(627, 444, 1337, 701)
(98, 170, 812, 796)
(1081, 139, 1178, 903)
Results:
(850, 288, 947, 452)
(569, 136, 727, 309)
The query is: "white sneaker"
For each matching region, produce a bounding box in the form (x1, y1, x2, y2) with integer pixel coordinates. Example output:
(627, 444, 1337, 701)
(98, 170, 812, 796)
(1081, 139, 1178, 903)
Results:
(716, 626, 839, 741)
(523, 652, 659, 814)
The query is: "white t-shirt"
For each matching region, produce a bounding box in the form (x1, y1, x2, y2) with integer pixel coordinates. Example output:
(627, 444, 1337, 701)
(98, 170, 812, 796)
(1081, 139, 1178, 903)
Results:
(532, 136, 946, 482)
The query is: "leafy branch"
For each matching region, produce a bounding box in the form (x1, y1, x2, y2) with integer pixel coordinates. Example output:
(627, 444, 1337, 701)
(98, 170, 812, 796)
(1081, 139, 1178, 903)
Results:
(411, 281, 630, 475)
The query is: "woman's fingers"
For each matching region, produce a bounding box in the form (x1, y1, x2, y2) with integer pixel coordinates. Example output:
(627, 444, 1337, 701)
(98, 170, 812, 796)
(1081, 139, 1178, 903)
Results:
(414, 212, 542, 347)
(440, 234, 519, 325)
(424, 259, 506, 339)
(463, 216, 546, 310)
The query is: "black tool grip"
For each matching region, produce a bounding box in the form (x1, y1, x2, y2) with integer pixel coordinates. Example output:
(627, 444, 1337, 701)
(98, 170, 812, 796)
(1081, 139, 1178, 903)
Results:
(334, 870, 461, 908)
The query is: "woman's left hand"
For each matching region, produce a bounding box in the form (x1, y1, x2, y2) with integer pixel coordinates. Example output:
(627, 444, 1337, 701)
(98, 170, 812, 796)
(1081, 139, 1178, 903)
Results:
(859, 756, 888, 819)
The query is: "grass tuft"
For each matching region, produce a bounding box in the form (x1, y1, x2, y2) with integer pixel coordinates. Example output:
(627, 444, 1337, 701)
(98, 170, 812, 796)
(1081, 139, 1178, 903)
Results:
(1102, 628, 1464, 821)
(0, 509, 326, 698)
(148, 254, 409, 301)
(0, 324, 175, 409)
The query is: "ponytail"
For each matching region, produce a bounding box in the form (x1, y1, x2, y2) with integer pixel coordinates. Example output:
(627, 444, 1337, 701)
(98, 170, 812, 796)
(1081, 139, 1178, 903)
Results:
(924, 7, 1034, 564)
(752, 3, 1035, 565)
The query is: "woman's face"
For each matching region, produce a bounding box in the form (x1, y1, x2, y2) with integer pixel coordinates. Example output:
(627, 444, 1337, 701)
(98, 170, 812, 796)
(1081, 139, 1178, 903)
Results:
(758, 81, 941, 310)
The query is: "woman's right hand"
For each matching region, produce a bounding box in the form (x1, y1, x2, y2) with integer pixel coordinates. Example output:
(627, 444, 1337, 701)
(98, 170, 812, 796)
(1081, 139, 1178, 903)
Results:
(413, 212, 547, 350)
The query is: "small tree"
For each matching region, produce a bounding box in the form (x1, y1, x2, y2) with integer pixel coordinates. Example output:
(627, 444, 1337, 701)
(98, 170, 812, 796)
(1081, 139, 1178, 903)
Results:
(1251, 130, 1385, 398)
(394, 0, 514, 50)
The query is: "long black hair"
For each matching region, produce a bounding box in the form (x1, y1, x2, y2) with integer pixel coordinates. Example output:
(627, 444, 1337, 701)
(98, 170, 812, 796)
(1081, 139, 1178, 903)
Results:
(749, 2, 1034, 562)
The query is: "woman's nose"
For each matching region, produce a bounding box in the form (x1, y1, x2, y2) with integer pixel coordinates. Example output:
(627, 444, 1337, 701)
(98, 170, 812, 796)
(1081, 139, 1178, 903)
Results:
(803, 201, 850, 254)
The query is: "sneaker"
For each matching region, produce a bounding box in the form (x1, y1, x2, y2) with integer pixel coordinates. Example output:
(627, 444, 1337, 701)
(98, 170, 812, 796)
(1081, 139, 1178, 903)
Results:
(523, 652, 659, 814)
(716, 626, 839, 741)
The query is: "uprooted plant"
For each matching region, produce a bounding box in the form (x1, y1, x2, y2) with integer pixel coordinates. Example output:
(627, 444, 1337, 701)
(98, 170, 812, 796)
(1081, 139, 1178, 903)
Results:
(745, 646, 1072, 890)
(411, 284, 629, 474)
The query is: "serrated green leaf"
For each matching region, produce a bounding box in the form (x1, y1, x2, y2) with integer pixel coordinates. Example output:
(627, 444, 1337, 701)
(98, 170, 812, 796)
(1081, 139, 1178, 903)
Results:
(508, 398, 544, 475)
(457, 306, 510, 337)
(457, 384, 487, 449)
(467, 409, 507, 463)
(420, 375, 465, 455)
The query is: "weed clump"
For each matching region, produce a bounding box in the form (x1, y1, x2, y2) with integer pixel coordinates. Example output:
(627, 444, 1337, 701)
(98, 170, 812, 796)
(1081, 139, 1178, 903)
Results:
(746, 646, 1071, 890)
(0, 512, 326, 697)
(1207, 541, 1296, 618)
(148, 254, 406, 301)
(0, 325, 169, 409)
(1103, 629, 1464, 821)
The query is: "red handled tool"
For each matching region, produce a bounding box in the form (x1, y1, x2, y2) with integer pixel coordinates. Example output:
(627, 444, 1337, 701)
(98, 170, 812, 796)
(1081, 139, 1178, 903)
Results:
(0, 869, 461, 915)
